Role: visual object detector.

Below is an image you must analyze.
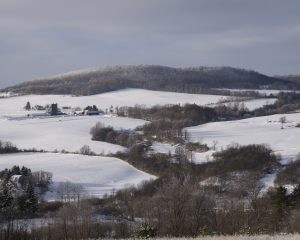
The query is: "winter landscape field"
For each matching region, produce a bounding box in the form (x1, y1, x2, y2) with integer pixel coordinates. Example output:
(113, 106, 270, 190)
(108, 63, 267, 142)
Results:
(0, 88, 298, 197)
(0, 88, 275, 117)
(0, 114, 146, 154)
(1, 1, 300, 238)
(1, 76, 300, 238)
(0, 152, 155, 199)
(186, 112, 300, 163)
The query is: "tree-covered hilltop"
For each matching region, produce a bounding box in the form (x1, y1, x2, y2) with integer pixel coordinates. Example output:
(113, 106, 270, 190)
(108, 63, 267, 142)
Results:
(3, 65, 298, 95)
(276, 75, 300, 83)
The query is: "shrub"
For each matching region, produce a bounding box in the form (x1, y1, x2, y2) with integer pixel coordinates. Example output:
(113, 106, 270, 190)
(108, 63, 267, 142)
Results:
(210, 144, 278, 175)
(79, 145, 95, 156)
(135, 223, 157, 239)
(276, 158, 300, 185)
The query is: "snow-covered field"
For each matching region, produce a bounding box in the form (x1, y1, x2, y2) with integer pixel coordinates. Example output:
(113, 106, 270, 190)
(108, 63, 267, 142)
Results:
(237, 98, 277, 111)
(186, 112, 300, 164)
(150, 142, 214, 164)
(0, 88, 296, 198)
(0, 88, 277, 157)
(150, 142, 178, 155)
(0, 153, 155, 199)
(0, 115, 146, 154)
(0, 89, 228, 117)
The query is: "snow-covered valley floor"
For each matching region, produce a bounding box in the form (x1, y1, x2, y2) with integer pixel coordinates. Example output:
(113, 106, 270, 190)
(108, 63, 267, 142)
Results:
(0, 152, 155, 199)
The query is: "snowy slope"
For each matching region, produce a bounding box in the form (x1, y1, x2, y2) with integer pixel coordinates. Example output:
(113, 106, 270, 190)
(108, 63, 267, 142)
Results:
(0, 89, 228, 117)
(186, 112, 300, 164)
(150, 142, 214, 164)
(238, 98, 277, 111)
(0, 153, 155, 198)
(150, 142, 178, 155)
(0, 115, 146, 154)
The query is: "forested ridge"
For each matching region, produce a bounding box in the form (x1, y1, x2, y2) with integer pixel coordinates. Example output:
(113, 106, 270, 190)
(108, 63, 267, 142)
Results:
(3, 65, 298, 95)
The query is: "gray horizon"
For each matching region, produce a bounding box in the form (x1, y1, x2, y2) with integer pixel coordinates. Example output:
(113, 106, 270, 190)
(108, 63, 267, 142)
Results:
(1, 0, 300, 88)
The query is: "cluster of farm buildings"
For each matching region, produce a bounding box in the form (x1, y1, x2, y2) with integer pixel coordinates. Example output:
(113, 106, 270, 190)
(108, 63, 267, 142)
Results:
(27, 103, 103, 117)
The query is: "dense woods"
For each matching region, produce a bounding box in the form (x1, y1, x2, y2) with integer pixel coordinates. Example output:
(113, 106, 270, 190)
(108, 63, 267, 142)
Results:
(254, 92, 300, 116)
(212, 144, 278, 174)
(0, 166, 52, 221)
(3, 65, 299, 95)
(116, 103, 251, 144)
(1, 140, 300, 238)
(2, 144, 299, 239)
(90, 122, 142, 148)
(276, 158, 300, 185)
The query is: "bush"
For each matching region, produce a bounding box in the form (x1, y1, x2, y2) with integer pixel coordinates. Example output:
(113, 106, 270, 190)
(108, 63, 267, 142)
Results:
(135, 223, 157, 239)
(276, 158, 300, 185)
(38, 201, 63, 214)
(186, 142, 209, 152)
(79, 145, 95, 155)
(90, 121, 142, 147)
(210, 144, 278, 175)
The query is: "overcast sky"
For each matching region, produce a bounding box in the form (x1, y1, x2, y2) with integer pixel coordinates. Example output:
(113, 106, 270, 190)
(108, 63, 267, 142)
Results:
(0, 0, 300, 88)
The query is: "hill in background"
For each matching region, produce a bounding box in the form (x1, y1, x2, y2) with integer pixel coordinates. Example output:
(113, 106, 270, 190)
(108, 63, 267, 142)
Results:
(2, 65, 299, 95)
(276, 75, 300, 83)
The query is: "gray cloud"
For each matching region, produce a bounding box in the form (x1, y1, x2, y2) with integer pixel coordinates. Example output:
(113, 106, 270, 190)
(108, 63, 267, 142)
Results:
(0, 0, 300, 88)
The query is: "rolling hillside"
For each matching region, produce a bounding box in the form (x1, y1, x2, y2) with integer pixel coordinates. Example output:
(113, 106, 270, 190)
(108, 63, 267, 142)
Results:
(277, 75, 300, 83)
(3, 65, 298, 95)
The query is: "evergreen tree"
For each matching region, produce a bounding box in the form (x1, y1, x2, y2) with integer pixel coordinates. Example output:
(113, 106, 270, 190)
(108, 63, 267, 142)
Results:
(24, 101, 31, 111)
(26, 183, 38, 214)
(17, 183, 38, 214)
(0, 180, 15, 211)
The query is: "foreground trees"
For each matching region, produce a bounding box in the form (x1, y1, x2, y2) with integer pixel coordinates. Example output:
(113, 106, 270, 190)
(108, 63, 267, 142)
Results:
(0, 166, 53, 219)
(0, 143, 300, 238)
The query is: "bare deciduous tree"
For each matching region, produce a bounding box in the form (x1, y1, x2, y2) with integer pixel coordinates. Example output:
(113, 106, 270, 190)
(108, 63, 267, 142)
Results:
(56, 181, 86, 203)
(279, 116, 287, 129)
(212, 140, 218, 151)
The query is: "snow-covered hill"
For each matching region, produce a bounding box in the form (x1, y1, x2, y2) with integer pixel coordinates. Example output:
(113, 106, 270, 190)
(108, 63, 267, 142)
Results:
(0, 88, 297, 198)
(0, 89, 227, 117)
(186, 112, 300, 164)
(0, 115, 146, 154)
(0, 88, 274, 118)
(0, 153, 155, 199)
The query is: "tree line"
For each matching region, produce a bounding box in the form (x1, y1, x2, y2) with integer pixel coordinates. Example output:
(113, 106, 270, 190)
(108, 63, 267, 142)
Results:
(5, 65, 298, 95)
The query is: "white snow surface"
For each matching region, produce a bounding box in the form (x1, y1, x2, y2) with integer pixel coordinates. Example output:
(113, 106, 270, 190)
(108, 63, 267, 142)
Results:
(260, 173, 277, 195)
(150, 142, 178, 155)
(0, 89, 227, 117)
(238, 98, 277, 111)
(0, 153, 155, 199)
(150, 142, 214, 164)
(0, 115, 146, 154)
(186, 112, 300, 164)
